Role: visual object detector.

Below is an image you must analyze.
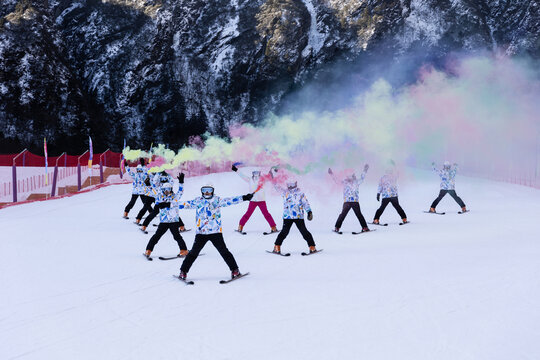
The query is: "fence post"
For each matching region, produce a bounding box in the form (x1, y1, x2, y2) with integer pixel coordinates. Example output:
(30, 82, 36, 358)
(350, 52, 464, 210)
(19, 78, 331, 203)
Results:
(77, 164, 81, 191)
(100, 161, 104, 183)
(51, 165, 59, 197)
(119, 158, 123, 179)
(12, 163, 17, 202)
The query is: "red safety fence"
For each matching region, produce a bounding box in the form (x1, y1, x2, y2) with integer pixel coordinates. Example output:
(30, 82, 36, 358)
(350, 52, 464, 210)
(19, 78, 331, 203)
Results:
(0, 150, 123, 167)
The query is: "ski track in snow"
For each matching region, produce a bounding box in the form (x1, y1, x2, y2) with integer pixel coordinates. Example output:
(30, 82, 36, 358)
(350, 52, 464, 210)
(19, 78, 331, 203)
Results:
(1, 169, 540, 359)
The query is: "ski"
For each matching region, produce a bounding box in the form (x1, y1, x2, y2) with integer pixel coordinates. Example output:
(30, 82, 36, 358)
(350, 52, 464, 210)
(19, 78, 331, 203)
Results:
(352, 229, 377, 235)
(143, 253, 153, 261)
(423, 211, 445, 215)
(159, 253, 205, 261)
(235, 230, 247, 235)
(399, 221, 410, 225)
(172, 274, 194, 285)
(263, 230, 280, 235)
(140, 228, 148, 234)
(301, 249, 323, 256)
(180, 228, 192, 233)
(458, 210, 470, 214)
(123, 216, 129, 219)
(333, 229, 343, 235)
(153, 224, 158, 227)
(370, 222, 388, 226)
(266, 250, 291, 257)
(220, 272, 250, 284)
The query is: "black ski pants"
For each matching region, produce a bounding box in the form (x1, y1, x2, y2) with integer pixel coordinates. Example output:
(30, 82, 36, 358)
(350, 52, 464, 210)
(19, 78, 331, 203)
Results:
(430, 190, 466, 209)
(136, 195, 155, 220)
(335, 202, 368, 229)
(142, 206, 185, 228)
(275, 219, 316, 247)
(146, 222, 187, 252)
(180, 233, 238, 273)
(124, 194, 140, 213)
(374, 197, 407, 220)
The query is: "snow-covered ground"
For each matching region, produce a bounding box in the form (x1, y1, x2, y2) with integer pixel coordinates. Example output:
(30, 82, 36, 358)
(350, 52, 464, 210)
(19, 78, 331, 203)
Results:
(1, 169, 540, 360)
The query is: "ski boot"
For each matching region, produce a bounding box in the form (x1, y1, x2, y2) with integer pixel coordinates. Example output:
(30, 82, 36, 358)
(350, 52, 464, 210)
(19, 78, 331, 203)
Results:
(231, 268, 242, 279)
(237, 225, 244, 232)
(179, 271, 187, 280)
(140, 225, 147, 232)
(362, 227, 370, 232)
(123, 212, 129, 219)
(134, 218, 141, 225)
(179, 226, 186, 232)
(401, 218, 409, 224)
(269, 226, 279, 233)
(372, 219, 380, 224)
(144, 250, 152, 259)
(272, 245, 281, 254)
(461, 206, 467, 212)
(309, 246, 317, 254)
(179, 250, 189, 257)
(429, 207, 436, 213)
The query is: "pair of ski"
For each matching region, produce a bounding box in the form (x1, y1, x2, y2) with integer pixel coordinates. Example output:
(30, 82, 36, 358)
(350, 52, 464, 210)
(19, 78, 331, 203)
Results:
(333, 229, 376, 235)
(235, 230, 280, 236)
(423, 210, 470, 215)
(140, 228, 192, 235)
(143, 253, 205, 261)
(172, 272, 250, 285)
(370, 221, 410, 226)
(265, 249, 324, 257)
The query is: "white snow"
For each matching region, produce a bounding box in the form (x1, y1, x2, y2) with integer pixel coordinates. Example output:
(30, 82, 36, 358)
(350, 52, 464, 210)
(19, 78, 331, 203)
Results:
(55, 2, 83, 25)
(301, 0, 325, 57)
(211, 1, 239, 73)
(397, 0, 448, 48)
(1, 169, 540, 359)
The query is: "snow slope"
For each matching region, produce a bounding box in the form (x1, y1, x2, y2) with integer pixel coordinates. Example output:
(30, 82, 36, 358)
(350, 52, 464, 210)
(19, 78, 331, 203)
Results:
(1, 169, 540, 360)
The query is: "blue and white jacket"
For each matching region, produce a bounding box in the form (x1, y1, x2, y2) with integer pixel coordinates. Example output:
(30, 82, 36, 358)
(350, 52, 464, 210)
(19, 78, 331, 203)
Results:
(178, 195, 244, 234)
(126, 165, 147, 195)
(274, 184, 312, 219)
(332, 170, 367, 202)
(158, 184, 184, 223)
(433, 164, 458, 190)
(377, 174, 398, 199)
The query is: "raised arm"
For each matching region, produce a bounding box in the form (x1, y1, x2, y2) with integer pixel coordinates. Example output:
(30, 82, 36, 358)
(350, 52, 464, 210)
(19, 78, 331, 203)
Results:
(178, 198, 199, 210)
(218, 195, 245, 207)
(328, 168, 340, 185)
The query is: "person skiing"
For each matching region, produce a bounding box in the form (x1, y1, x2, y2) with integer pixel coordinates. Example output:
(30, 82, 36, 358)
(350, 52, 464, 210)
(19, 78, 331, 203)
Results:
(140, 171, 187, 233)
(329, 164, 371, 233)
(123, 158, 147, 219)
(177, 184, 254, 281)
(429, 161, 467, 213)
(270, 169, 318, 254)
(143, 180, 188, 259)
(134, 171, 155, 225)
(232, 164, 278, 234)
(373, 166, 408, 224)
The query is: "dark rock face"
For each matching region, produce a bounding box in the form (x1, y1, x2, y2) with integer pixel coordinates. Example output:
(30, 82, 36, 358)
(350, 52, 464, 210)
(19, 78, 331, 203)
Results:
(1, 0, 539, 153)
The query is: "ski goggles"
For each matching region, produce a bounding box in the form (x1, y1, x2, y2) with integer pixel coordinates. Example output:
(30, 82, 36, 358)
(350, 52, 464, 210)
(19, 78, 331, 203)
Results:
(201, 187, 214, 194)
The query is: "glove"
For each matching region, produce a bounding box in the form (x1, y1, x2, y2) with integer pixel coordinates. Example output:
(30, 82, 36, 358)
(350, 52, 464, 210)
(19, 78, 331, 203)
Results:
(232, 165, 238, 172)
(363, 164, 369, 172)
(307, 211, 313, 221)
(158, 202, 171, 209)
(328, 168, 333, 175)
(177, 173, 185, 184)
(376, 193, 380, 202)
(242, 193, 254, 201)
(144, 177, 150, 186)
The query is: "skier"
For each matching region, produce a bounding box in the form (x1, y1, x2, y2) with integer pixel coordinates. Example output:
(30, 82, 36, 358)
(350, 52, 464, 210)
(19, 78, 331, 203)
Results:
(270, 169, 318, 254)
(134, 171, 155, 225)
(373, 166, 408, 224)
(329, 164, 371, 233)
(177, 184, 253, 281)
(143, 180, 188, 259)
(429, 161, 467, 213)
(123, 158, 146, 219)
(140, 171, 187, 233)
(232, 164, 278, 234)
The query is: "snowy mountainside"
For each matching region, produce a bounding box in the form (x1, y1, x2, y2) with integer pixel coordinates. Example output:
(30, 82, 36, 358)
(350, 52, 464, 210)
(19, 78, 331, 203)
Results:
(1, 0, 539, 152)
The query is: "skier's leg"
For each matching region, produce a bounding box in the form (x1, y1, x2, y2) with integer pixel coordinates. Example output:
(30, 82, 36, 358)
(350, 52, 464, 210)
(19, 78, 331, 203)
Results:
(169, 223, 188, 251)
(373, 198, 390, 221)
(210, 233, 239, 271)
(124, 194, 138, 213)
(448, 190, 466, 208)
(275, 219, 294, 246)
(239, 201, 257, 227)
(294, 219, 316, 247)
(180, 234, 208, 273)
(178, 216, 185, 228)
(430, 190, 447, 209)
(142, 206, 159, 227)
(390, 197, 407, 219)
(351, 202, 368, 228)
(136, 195, 151, 221)
(335, 202, 352, 229)
(258, 202, 277, 228)
(146, 223, 168, 252)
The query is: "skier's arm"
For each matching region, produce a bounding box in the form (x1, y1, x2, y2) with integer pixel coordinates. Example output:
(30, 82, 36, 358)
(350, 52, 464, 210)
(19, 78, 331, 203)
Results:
(171, 184, 184, 204)
(236, 171, 250, 183)
(359, 164, 369, 184)
(432, 162, 442, 176)
(301, 194, 312, 214)
(218, 196, 244, 207)
(178, 198, 198, 209)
